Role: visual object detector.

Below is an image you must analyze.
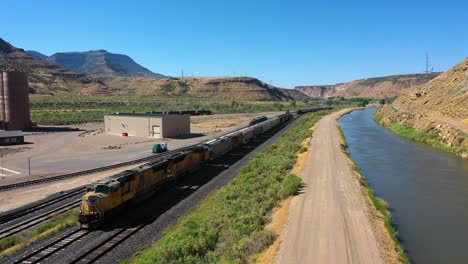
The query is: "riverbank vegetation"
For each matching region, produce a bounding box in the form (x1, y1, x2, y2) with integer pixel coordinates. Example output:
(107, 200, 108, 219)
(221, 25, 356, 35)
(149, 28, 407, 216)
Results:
(374, 113, 467, 156)
(125, 110, 333, 264)
(0, 209, 78, 259)
(337, 125, 409, 264)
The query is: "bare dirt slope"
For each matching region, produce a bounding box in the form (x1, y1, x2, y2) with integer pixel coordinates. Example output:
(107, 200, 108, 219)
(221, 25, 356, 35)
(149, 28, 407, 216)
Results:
(100, 76, 302, 101)
(378, 58, 468, 157)
(296, 73, 439, 99)
(276, 109, 382, 264)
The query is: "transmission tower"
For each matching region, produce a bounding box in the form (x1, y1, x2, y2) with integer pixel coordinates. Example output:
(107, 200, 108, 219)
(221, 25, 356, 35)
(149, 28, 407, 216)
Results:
(425, 53, 433, 80)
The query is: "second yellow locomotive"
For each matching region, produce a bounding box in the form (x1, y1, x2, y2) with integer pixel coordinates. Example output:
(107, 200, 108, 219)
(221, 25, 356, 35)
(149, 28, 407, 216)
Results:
(79, 147, 206, 228)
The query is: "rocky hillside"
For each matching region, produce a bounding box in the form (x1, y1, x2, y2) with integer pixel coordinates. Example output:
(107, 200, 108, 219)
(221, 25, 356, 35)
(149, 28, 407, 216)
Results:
(0, 38, 109, 94)
(296, 73, 439, 99)
(377, 58, 468, 158)
(47, 50, 164, 78)
(98, 76, 303, 101)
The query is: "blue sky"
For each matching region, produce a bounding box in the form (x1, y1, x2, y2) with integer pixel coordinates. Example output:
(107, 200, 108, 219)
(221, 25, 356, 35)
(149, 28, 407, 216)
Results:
(1, 0, 467, 88)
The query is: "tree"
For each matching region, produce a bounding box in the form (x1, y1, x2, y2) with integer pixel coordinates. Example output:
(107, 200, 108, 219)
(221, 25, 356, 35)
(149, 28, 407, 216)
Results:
(379, 99, 386, 105)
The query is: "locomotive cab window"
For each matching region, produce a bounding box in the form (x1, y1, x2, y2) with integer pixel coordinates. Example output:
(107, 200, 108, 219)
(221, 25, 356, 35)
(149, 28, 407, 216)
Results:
(95, 185, 109, 194)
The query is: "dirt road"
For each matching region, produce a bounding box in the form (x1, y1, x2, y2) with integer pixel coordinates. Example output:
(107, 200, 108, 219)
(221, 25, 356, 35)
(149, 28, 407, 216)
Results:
(276, 109, 383, 264)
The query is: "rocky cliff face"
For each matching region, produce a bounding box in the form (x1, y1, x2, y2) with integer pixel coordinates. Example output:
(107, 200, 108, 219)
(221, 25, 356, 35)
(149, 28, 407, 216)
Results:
(295, 73, 439, 99)
(377, 59, 468, 158)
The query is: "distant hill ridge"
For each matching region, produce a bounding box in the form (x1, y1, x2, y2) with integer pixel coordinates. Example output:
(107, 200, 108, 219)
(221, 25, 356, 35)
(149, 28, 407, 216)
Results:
(295, 73, 440, 99)
(0, 37, 109, 94)
(45, 50, 165, 78)
(99, 75, 308, 101)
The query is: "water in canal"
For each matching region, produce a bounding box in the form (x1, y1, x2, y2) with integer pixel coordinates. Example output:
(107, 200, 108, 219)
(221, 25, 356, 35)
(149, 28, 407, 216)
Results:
(338, 108, 468, 264)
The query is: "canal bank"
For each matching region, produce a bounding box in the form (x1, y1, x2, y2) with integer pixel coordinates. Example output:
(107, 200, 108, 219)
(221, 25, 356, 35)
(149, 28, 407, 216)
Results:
(339, 108, 468, 264)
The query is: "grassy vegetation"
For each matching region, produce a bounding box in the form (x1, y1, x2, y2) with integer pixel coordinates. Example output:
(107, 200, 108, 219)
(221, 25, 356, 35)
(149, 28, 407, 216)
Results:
(0, 209, 79, 259)
(387, 122, 466, 155)
(30, 95, 370, 125)
(337, 125, 410, 264)
(374, 112, 467, 156)
(124, 110, 332, 264)
(30, 95, 319, 124)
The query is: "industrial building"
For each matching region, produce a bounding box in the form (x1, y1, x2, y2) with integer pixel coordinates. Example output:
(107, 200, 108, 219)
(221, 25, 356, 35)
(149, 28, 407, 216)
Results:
(104, 113, 190, 138)
(0, 130, 24, 145)
(0, 71, 31, 131)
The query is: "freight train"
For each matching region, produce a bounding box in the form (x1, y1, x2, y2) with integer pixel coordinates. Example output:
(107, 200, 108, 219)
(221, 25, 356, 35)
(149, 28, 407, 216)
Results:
(78, 112, 293, 228)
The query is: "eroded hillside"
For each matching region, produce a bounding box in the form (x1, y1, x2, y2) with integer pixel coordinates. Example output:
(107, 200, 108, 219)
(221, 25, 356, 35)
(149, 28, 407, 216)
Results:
(296, 73, 439, 99)
(377, 58, 468, 158)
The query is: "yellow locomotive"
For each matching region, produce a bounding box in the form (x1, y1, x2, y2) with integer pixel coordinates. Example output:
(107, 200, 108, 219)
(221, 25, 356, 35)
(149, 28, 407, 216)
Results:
(79, 112, 293, 228)
(79, 147, 206, 228)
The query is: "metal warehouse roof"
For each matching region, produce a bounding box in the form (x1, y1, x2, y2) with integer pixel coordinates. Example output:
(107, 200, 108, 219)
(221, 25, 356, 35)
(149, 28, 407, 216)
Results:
(0, 130, 24, 138)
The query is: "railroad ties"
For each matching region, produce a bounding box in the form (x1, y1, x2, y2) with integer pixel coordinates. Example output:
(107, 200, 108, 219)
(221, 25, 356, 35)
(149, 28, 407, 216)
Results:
(14, 228, 90, 264)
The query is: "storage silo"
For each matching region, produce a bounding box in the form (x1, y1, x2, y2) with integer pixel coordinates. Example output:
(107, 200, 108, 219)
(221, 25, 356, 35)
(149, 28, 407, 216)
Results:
(0, 71, 30, 131)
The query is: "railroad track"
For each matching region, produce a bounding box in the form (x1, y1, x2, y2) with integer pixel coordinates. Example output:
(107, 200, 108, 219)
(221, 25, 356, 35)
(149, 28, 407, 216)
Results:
(0, 145, 197, 192)
(0, 188, 85, 225)
(71, 225, 145, 264)
(11, 225, 144, 264)
(14, 227, 91, 264)
(0, 199, 81, 239)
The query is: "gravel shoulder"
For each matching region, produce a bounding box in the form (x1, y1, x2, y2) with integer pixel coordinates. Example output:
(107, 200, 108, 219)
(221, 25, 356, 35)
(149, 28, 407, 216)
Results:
(276, 109, 383, 264)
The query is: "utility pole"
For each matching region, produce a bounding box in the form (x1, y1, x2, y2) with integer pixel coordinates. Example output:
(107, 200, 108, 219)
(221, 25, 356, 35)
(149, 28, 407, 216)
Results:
(181, 69, 184, 81)
(28, 156, 31, 176)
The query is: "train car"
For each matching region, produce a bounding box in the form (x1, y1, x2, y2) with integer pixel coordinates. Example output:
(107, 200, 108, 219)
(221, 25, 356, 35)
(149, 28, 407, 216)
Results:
(269, 116, 281, 128)
(252, 124, 263, 137)
(239, 126, 255, 143)
(166, 147, 206, 177)
(259, 119, 273, 132)
(203, 137, 232, 160)
(225, 131, 243, 149)
(297, 107, 332, 114)
(249, 116, 268, 126)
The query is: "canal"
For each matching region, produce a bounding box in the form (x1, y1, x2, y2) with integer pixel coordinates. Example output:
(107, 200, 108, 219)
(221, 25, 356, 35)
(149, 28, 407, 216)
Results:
(338, 108, 468, 264)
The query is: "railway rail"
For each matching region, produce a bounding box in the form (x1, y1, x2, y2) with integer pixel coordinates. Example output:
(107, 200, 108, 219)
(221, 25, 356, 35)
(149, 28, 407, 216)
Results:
(71, 225, 145, 264)
(13, 227, 91, 264)
(0, 199, 81, 239)
(0, 188, 85, 225)
(0, 145, 197, 192)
